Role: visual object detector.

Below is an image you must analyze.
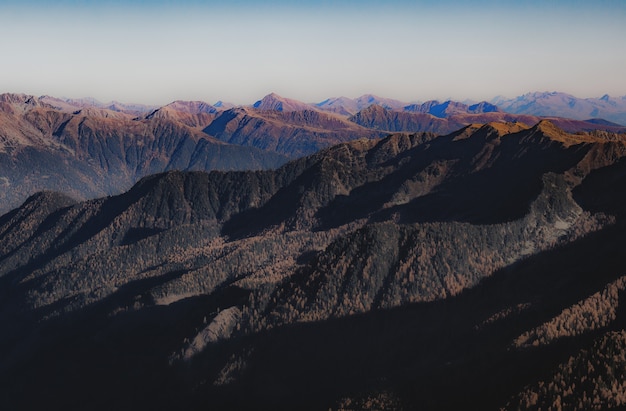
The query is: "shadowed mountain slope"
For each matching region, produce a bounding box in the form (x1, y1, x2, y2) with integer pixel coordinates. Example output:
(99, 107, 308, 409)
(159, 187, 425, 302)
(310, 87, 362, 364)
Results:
(403, 99, 500, 117)
(2, 121, 626, 410)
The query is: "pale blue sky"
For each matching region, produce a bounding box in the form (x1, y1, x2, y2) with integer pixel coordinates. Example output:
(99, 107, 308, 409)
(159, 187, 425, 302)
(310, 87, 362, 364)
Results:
(1, 1, 624, 105)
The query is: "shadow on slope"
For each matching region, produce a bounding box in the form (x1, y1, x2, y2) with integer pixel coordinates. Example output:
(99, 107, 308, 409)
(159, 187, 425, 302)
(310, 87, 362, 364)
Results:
(1, 221, 625, 410)
(196, 222, 626, 410)
(317, 126, 590, 228)
(0, 263, 251, 411)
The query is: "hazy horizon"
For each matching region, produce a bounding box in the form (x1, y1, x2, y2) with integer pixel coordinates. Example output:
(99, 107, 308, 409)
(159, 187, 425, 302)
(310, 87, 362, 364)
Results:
(1, 0, 625, 106)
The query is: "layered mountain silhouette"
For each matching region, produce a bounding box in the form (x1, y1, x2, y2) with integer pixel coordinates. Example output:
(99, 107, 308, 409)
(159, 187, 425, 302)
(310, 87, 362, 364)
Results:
(39, 94, 158, 116)
(2, 91, 625, 216)
(204, 105, 382, 158)
(0, 93, 288, 214)
(316, 94, 407, 116)
(493, 91, 626, 126)
(2, 119, 626, 410)
(403, 99, 500, 117)
(348, 103, 626, 135)
(315, 92, 626, 127)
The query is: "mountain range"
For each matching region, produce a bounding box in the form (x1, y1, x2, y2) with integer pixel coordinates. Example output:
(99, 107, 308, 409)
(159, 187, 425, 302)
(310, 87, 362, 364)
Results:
(493, 91, 626, 126)
(34, 90, 626, 127)
(1, 90, 625, 215)
(2, 117, 626, 409)
(0, 93, 289, 215)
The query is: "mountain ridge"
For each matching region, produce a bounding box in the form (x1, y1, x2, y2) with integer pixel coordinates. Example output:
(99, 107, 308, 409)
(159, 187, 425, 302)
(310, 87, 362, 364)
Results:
(3, 119, 626, 409)
(0, 94, 288, 215)
(8, 90, 625, 124)
(2, 90, 626, 217)
(493, 91, 626, 126)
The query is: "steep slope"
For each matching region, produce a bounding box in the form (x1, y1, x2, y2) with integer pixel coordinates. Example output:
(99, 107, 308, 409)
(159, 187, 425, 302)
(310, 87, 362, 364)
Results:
(0, 94, 287, 214)
(2, 121, 626, 410)
(204, 106, 382, 158)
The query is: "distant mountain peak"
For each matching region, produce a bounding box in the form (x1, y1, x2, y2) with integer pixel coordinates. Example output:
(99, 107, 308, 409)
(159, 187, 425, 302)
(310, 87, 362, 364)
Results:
(468, 101, 500, 114)
(214, 100, 235, 110)
(163, 100, 218, 114)
(495, 92, 626, 126)
(355, 94, 406, 110)
(403, 100, 499, 117)
(252, 93, 313, 112)
(315, 95, 407, 116)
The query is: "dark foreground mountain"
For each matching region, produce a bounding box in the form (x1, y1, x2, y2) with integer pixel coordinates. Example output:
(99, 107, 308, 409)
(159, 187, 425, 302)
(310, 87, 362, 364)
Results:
(0, 93, 287, 215)
(2, 120, 626, 410)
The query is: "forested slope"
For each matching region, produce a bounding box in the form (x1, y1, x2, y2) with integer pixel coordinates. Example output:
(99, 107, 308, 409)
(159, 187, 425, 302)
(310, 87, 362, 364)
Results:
(1, 121, 626, 410)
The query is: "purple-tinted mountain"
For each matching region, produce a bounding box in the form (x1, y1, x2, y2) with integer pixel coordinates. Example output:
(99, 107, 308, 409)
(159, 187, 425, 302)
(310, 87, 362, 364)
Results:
(252, 92, 315, 112)
(39, 95, 158, 116)
(204, 105, 381, 158)
(349, 104, 626, 135)
(213, 100, 236, 110)
(494, 91, 626, 126)
(403, 100, 500, 117)
(316, 94, 408, 116)
(0, 93, 287, 215)
(145, 100, 220, 128)
(349, 104, 461, 134)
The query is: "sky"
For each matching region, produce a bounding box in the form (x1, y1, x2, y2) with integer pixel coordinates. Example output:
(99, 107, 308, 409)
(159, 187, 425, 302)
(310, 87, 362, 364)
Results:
(0, 0, 625, 105)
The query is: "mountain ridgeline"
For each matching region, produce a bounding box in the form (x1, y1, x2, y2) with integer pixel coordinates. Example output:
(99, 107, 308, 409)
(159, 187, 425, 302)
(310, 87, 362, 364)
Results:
(2, 119, 626, 410)
(2, 91, 626, 216)
(0, 94, 289, 215)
